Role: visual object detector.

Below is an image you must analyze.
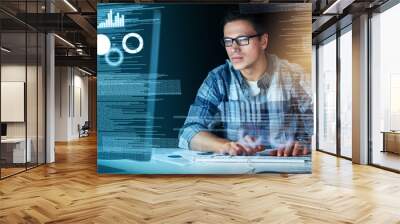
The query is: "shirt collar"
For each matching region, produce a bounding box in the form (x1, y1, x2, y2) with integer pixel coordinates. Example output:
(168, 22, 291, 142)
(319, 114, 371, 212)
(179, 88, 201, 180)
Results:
(227, 53, 278, 91)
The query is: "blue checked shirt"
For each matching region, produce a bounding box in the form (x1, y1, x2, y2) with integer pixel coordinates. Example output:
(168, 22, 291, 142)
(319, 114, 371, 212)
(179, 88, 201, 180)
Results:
(178, 54, 313, 150)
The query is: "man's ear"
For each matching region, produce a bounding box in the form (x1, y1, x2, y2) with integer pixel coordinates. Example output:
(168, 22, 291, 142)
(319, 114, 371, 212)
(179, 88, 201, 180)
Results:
(261, 33, 268, 50)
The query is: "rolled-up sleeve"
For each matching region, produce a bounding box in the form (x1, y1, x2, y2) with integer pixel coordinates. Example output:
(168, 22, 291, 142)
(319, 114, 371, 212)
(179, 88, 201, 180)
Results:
(178, 72, 222, 149)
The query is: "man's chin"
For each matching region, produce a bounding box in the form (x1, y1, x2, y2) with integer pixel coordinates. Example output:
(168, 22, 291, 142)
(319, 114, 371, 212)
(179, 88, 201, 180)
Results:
(231, 62, 247, 70)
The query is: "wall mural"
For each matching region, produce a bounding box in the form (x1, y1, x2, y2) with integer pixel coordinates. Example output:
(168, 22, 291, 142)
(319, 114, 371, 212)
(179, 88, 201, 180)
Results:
(97, 3, 313, 174)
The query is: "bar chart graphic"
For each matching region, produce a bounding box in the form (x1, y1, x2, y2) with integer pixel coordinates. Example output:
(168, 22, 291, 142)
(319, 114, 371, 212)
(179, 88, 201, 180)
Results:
(98, 10, 125, 29)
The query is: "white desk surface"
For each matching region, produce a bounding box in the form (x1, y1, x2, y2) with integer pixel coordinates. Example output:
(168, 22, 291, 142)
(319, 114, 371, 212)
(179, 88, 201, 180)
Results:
(98, 148, 312, 174)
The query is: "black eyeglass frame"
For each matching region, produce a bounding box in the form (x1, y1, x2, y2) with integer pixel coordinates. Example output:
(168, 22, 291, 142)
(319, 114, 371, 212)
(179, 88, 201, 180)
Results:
(221, 33, 264, 47)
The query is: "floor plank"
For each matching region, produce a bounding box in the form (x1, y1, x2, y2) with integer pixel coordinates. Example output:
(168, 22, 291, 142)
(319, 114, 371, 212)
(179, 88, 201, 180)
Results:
(1, 135, 400, 223)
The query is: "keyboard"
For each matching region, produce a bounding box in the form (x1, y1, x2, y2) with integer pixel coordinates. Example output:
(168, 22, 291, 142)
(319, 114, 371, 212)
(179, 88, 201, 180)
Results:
(193, 154, 311, 163)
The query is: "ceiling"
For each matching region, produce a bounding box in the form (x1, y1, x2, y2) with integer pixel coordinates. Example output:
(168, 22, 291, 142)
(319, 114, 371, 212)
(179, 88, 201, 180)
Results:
(1, 0, 97, 74)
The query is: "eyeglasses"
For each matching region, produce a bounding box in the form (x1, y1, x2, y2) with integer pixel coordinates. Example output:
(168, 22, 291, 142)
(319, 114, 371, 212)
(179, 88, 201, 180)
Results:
(221, 33, 263, 47)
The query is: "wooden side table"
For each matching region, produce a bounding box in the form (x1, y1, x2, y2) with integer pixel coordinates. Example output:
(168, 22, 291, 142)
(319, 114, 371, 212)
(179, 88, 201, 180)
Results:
(381, 131, 400, 154)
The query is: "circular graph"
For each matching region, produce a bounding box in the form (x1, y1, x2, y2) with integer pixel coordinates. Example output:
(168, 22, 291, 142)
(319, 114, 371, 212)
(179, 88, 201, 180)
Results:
(105, 47, 123, 67)
(122, 33, 144, 54)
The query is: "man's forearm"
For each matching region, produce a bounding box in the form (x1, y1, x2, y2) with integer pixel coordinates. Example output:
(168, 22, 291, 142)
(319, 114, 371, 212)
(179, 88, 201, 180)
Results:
(189, 131, 230, 153)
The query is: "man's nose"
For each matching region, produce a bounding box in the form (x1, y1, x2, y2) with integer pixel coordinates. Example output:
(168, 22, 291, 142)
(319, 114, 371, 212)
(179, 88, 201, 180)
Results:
(230, 41, 241, 52)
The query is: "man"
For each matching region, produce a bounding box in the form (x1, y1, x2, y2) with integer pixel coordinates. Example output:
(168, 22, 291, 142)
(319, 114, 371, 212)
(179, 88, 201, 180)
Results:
(178, 11, 313, 156)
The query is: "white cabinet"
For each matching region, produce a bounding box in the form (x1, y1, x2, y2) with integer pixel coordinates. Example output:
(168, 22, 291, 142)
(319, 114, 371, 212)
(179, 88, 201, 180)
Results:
(1, 138, 32, 163)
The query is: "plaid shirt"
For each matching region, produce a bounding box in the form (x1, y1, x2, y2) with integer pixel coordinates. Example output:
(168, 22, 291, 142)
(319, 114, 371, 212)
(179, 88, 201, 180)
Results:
(178, 54, 313, 150)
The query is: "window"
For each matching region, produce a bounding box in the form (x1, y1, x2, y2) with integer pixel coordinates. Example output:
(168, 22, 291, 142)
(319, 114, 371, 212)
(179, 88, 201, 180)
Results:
(0, 0, 47, 179)
(371, 2, 400, 171)
(339, 28, 352, 158)
(317, 36, 337, 154)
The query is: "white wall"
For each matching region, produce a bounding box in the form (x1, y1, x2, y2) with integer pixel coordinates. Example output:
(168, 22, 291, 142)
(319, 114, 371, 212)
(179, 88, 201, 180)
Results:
(1, 65, 26, 139)
(54, 67, 89, 141)
(1, 65, 39, 137)
(55, 66, 69, 141)
(1, 64, 46, 163)
(1, 65, 26, 82)
(72, 73, 89, 138)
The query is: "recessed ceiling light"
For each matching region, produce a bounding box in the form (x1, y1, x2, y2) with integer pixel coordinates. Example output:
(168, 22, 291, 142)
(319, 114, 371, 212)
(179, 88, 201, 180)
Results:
(1, 47, 11, 53)
(78, 67, 93, 76)
(63, 0, 78, 12)
(54, 34, 75, 48)
(322, 0, 355, 15)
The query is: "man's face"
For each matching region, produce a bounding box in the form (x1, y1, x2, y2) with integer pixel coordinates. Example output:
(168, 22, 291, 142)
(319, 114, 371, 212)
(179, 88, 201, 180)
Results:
(223, 20, 268, 71)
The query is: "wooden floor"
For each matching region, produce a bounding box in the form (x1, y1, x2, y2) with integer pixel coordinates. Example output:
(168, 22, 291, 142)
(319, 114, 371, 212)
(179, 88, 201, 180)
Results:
(1, 163, 45, 178)
(1, 136, 400, 224)
(1, 167, 26, 178)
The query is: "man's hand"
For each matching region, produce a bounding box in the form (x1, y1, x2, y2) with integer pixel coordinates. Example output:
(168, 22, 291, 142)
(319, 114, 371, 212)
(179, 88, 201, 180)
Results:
(267, 141, 309, 157)
(220, 135, 264, 156)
